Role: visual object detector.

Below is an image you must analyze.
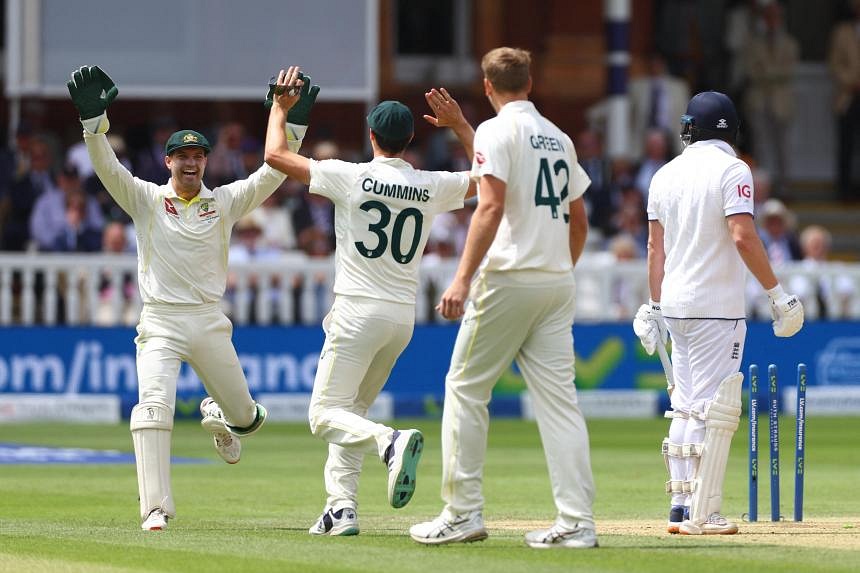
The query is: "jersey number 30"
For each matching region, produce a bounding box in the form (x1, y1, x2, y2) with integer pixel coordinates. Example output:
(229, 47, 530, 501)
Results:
(355, 200, 424, 265)
(534, 158, 570, 222)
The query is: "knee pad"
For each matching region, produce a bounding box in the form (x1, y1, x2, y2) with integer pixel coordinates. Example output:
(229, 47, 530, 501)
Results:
(130, 402, 175, 519)
(130, 402, 173, 432)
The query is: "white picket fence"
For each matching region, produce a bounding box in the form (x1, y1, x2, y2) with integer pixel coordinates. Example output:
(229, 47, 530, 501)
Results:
(1, 252, 859, 326)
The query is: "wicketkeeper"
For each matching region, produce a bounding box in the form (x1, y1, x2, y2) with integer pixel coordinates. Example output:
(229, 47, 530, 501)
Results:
(67, 65, 317, 530)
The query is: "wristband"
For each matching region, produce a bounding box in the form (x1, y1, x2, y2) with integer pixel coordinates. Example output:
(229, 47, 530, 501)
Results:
(81, 112, 110, 135)
(766, 284, 785, 301)
(286, 123, 308, 142)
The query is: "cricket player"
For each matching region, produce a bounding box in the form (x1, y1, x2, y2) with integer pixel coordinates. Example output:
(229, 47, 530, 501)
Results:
(409, 47, 598, 549)
(633, 91, 804, 535)
(66, 65, 317, 530)
(264, 67, 477, 536)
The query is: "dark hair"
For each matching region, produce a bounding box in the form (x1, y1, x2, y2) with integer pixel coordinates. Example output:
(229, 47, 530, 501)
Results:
(372, 130, 411, 155)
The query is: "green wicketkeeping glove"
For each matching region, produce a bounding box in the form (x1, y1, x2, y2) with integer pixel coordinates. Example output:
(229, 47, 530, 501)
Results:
(264, 76, 278, 110)
(263, 72, 320, 127)
(288, 72, 320, 126)
(67, 65, 118, 120)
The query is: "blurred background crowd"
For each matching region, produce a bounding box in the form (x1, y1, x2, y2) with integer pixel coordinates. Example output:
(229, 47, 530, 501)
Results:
(1, 0, 859, 324)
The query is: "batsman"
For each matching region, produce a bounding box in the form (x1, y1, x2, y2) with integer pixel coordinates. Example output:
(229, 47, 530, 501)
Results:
(67, 65, 318, 530)
(633, 91, 804, 535)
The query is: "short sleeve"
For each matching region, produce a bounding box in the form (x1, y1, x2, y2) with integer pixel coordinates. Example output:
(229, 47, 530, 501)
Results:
(721, 161, 755, 217)
(432, 171, 470, 213)
(647, 172, 660, 221)
(567, 160, 591, 203)
(309, 159, 361, 206)
(471, 121, 510, 184)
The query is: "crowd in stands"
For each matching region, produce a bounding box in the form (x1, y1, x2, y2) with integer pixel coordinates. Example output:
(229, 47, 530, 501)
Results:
(1, 0, 859, 325)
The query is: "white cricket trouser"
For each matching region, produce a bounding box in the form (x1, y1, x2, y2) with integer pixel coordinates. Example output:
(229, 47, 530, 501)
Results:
(135, 303, 258, 425)
(666, 318, 746, 417)
(665, 318, 746, 506)
(441, 271, 596, 530)
(308, 295, 413, 509)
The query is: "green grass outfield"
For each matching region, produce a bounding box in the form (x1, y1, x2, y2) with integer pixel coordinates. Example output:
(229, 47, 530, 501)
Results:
(1, 416, 857, 572)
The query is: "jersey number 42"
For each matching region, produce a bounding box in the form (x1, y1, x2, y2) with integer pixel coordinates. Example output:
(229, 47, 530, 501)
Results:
(535, 157, 570, 222)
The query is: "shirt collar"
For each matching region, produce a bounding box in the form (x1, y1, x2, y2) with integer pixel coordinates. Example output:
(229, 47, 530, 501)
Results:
(372, 156, 410, 168)
(164, 182, 214, 204)
(686, 139, 737, 157)
(498, 100, 536, 116)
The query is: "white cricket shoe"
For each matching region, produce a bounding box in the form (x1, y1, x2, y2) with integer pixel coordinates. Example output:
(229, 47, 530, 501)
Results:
(679, 513, 738, 535)
(410, 510, 488, 545)
(525, 524, 598, 548)
(141, 508, 168, 531)
(200, 397, 241, 464)
(309, 506, 360, 536)
(383, 429, 424, 508)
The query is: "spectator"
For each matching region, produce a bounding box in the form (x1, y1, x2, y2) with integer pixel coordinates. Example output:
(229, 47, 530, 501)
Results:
(633, 129, 671, 201)
(751, 167, 774, 215)
(291, 141, 337, 256)
(612, 186, 648, 255)
(608, 233, 646, 320)
(133, 116, 176, 184)
(206, 121, 245, 187)
(629, 52, 690, 159)
(789, 225, 858, 319)
(54, 190, 103, 252)
(577, 128, 613, 237)
(1, 136, 57, 250)
(828, 0, 860, 200)
(725, 0, 760, 102)
(226, 215, 286, 324)
(30, 164, 104, 252)
(743, 1, 799, 196)
(757, 198, 802, 264)
(252, 185, 297, 251)
(94, 221, 138, 326)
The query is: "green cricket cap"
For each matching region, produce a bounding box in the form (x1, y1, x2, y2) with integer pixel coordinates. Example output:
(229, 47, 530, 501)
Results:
(367, 100, 414, 141)
(164, 129, 211, 156)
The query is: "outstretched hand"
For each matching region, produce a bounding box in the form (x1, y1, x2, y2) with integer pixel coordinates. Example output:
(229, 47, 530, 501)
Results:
(67, 65, 118, 120)
(271, 67, 304, 115)
(423, 88, 466, 129)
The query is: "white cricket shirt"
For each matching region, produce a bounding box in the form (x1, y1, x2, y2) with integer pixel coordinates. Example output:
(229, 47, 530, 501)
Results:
(471, 100, 590, 273)
(309, 156, 469, 305)
(647, 139, 755, 319)
(85, 132, 287, 305)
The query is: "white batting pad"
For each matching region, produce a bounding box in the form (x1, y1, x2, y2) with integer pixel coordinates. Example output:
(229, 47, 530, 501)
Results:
(688, 373, 743, 524)
(130, 402, 176, 520)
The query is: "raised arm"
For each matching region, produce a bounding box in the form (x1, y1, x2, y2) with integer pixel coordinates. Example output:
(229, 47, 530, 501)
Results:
(67, 65, 148, 217)
(423, 88, 477, 198)
(263, 67, 318, 185)
(225, 70, 319, 218)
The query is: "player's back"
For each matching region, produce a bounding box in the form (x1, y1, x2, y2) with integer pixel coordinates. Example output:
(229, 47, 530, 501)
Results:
(648, 140, 753, 318)
(473, 101, 589, 273)
(309, 157, 468, 305)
